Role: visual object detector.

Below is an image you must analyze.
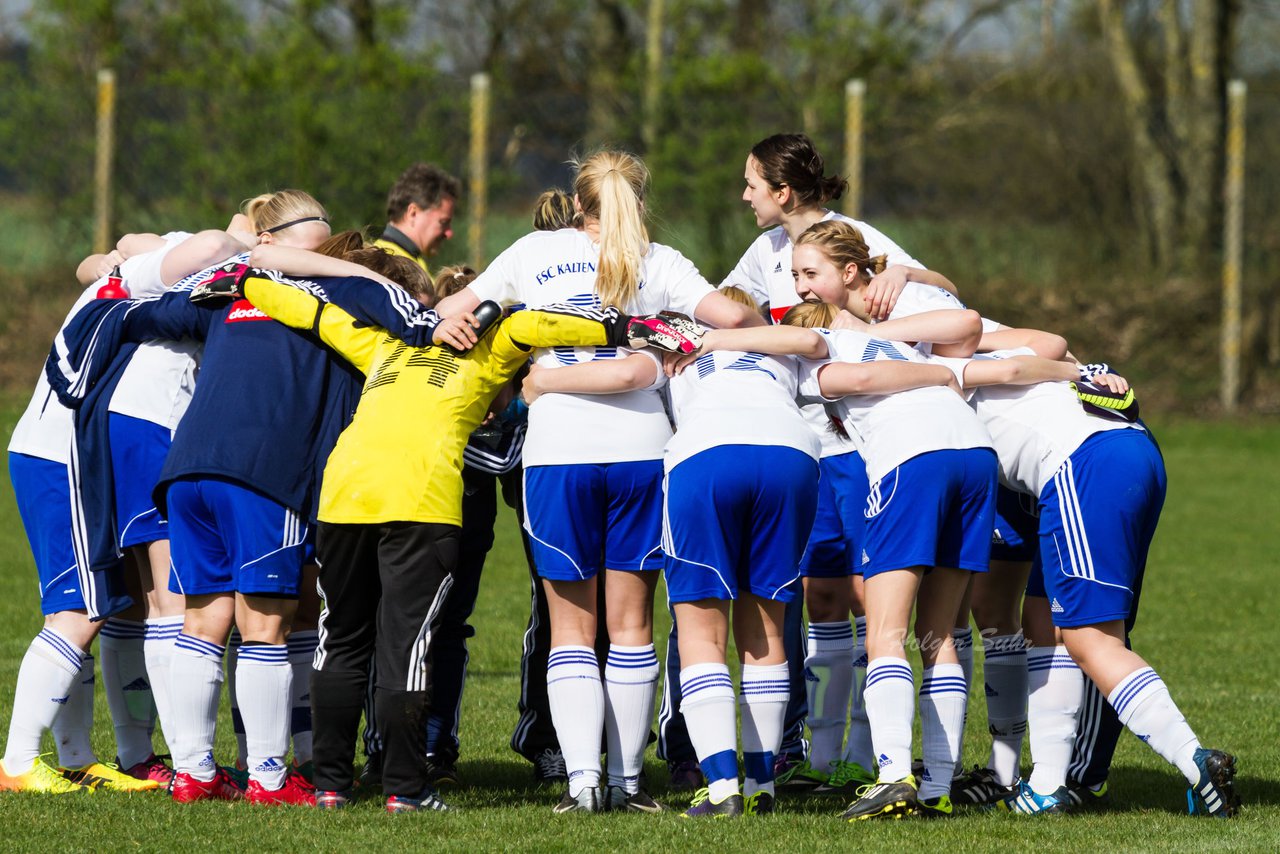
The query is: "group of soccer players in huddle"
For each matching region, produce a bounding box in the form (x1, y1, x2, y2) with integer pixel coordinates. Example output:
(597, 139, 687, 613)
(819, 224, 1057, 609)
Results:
(1, 133, 1242, 822)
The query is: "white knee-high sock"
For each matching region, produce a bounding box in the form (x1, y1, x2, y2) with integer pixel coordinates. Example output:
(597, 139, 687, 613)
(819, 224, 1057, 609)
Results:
(842, 616, 874, 770)
(1026, 645, 1082, 794)
(864, 657, 915, 783)
(1108, 667, 1202, 785)
(919, 663, 968, 800)
(740, 663, 789, 798)
(2, 629, 86, 773)
(226, 629, 247, 767)
(603, 644, 658, 794)
(143, 616, 183, 749)
(99, 619, 154, 768)
(286, 630, 318, 765)
(805, 621, 854, 773)
(679, 662, 739, 803)
(236, 643, 291, 790)
(982, 632, 1028, 786)
(53, 653, 96, 769)
(169, 633, 225, 782)
(547, 646, 603, 797)
(951, 626, 974, 774)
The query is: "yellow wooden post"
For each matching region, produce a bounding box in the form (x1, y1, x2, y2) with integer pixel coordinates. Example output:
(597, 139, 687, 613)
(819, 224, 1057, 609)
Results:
(1220, 80, 1246, 412)
(844, 79, 865, 220)
(469, 72, 491, 268)
(643, 0, 664, 154)
(94, 68, 116, 254)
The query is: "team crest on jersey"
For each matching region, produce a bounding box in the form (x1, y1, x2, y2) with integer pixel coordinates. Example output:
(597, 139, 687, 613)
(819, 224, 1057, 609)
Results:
(225, 299, 271, 323)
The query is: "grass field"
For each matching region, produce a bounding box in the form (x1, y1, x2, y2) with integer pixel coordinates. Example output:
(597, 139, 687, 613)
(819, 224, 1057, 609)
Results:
(0, 410, 1276, 852)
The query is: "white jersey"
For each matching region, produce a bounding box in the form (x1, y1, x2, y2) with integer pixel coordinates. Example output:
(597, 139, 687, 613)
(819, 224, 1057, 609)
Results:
(798, 329, 992, 483)
(664, 350, 820, 471)
(935, 350, 1133, 498)
(8, 243, 183, 463)
(469, 228, 715, 466)
(720, 211, 922, 323)
(876, 282, 969, 356)
(108, 233, 212, 432)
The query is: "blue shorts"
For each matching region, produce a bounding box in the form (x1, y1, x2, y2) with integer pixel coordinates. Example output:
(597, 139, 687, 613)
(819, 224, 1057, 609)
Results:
(863, 448, 997, 578)
(166, 478, 314, 596)
(991, 485, 1039, 563)
(663, 445, 819, 603)
(109, 413, 171, 548)
(524, 460, 664, 581)
(799, 451, 869, 579)
(8, 452, 132, 618)
(1036, 429, 1165, 628)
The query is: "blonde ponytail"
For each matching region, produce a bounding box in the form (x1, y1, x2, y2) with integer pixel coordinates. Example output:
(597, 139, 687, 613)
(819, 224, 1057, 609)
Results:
(795, 220, 886, 284)
(573, 151, 649, 310)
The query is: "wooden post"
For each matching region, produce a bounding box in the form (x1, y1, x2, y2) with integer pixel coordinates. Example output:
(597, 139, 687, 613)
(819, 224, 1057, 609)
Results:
(469, 72, 490, 268)
(843, 79, 865, 220)
(642, 0, 664, 154)
(1220, 79, 1246, 413)
(93, 68, 116, 254)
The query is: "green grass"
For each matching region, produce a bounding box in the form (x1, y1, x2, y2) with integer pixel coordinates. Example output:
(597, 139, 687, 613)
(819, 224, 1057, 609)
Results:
(0, 411, 1277, 851)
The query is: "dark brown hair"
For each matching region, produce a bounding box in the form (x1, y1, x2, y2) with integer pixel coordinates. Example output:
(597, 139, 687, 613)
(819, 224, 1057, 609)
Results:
(385, 163, 462, 222)
(749, 134, 847, 208)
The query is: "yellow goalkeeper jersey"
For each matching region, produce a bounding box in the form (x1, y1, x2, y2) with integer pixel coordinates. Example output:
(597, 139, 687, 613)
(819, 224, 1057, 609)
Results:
(243, 276, 611, 526)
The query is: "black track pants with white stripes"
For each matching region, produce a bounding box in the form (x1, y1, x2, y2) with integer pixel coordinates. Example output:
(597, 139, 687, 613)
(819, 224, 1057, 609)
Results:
(312, 521, 459, 798)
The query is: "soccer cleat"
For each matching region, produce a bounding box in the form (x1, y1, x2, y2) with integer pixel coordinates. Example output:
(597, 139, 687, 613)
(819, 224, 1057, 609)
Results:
(996, 780, 1072, 815)
(117, 754, 174, 787)
(553, 786, 603, 814)
(814, 760, 876, 795)
(246, 771, 316, 806)
(919, 794, 955, 819)
(0, 756, 93, 794)
(667, 759, 704, 792)
(315, 789, 354, 809)
(425, 757, 460, 788)
(171, 768, 245, 802)
(774, 754, 821, 790)
(1186, 748, 1240, 818)
(951, 765, 1017, 806)
(291, 759, 314, 785)
(682, 788, 744, 819)
(357, 752, 383, 791)
(604, 785, 665, 813)
(531, 748, 567, 784)
(840, 775, 920, 821)
(387, 787, 451, 813)
(60, 761, 161, 792)
(1063, 778, 1110, 811)
(224, 764, 250, 792)
(744, 790, 775, 815)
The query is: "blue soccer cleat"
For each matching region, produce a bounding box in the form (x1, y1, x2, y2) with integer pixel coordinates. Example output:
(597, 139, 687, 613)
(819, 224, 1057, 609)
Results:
(1186, 748, 1240, 818)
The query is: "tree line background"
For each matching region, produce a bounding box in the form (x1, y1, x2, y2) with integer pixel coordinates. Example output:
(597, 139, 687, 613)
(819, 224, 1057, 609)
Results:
(1, 0, 1277, 411)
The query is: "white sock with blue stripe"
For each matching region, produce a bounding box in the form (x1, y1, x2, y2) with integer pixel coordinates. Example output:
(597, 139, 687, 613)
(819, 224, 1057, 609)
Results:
(170, 633, 226, 782)
(919, 663, 968, 800)
(1107, 666, 1201, 785)
(1026, 645, 1082, 794)
(547, 646, 603, 797)
(236, 643, 291, 790)
(52, 653, 97, 769)
(604, 644, 658, 794)
(951, 626, 974, 775)
(287, 630, 319, 765)
(842, 616, 874, 770)
(741, 663, 789, 797)
(864, 656, 915, 783)
(679, 662, 738, 803)
(100, 619, 154, 769)
(805, 622, 854, 773)
(982, 632, 1028, 786)
(2, 629, 87, 773)
(143, 616, 183, 749)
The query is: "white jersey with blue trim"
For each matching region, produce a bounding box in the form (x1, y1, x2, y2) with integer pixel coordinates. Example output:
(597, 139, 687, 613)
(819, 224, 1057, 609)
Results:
(719, 211, 922, 323)
(468, 228, 714, 466)
(934, 349, 1133, 498)
(664, 349, 820, 471)
(108, 234, 231, 433)
(799, 328, 992, 484)
(875, 282, 968, 356)
(8, 239, 185, 464)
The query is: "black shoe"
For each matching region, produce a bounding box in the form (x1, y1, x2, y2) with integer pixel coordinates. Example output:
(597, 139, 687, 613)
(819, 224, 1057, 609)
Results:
(425, 757, 460, 788)
(840, 776, 920, 821)
(357, 752, 383, 792)
(951, 766, 1017, 806)
(667, 759, 704, 792)
(1063, 777, 1110, 811)
(744, 790, 775, 815)
(605, 785, 665, 813)
(681, 788, 744, 818)
(553, 785, 603, 813)
(532, 748, 567, 784)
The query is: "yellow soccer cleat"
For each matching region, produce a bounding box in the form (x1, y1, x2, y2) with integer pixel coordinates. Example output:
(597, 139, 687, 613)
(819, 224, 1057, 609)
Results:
(60, 761, 161, 792)
(0, 756, 94, 794)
